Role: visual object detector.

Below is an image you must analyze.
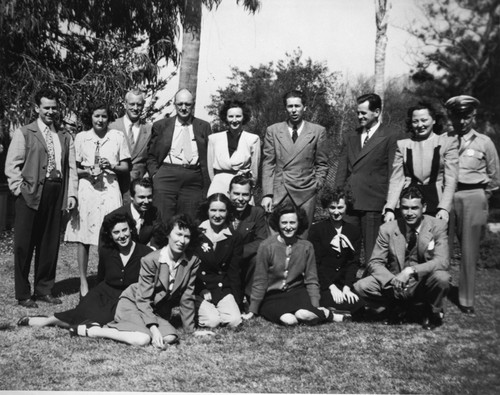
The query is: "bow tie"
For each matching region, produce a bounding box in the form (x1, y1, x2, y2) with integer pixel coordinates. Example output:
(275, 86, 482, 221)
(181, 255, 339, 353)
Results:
(330, 234, 354, 253)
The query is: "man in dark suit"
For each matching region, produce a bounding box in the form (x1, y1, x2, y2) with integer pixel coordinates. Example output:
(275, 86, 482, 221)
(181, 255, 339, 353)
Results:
(5, 88, 78, 308)
(109, 88, 152, 203)
(228, 175, 268, 304)
(147, 88, 211, 222)
(100, 177, 161, 247)
(335, 93, 400, 263)
(261, 89, 329, 229)
(354, 186, 451, 330)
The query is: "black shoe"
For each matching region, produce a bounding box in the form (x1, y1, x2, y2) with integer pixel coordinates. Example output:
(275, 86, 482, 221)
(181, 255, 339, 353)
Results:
(458, 305, 474, 314)
(18, 299, 38, 308)
(383, 308, 406, 326)
(17, 315, 48, 326)
(36, 295, 62, 305)
(422, 311, 444, 330)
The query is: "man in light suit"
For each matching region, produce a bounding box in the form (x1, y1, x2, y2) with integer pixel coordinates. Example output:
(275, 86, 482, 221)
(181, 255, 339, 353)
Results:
(261, 89, 329, 229)
(147, 88, 211, 223)
(335, 93, 400, 263)
(5, 88, 78, 308)
(109, 88, 152, 203)
(354, 186, 451, 330)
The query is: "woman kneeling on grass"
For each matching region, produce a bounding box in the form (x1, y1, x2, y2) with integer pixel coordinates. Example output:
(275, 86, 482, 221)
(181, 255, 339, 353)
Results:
(71, 214, 211, 348)
(18, 212, 151, 329)
(242, 203, 332, 326)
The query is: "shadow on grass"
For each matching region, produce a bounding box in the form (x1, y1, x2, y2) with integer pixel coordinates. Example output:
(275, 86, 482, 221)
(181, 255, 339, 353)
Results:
(52, 275, 98, 297)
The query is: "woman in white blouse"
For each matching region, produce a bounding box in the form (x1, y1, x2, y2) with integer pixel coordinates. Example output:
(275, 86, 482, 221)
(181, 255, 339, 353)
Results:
(207, 100, 260, 197)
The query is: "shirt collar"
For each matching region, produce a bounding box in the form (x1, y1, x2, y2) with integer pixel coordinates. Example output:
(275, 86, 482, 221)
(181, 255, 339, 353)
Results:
(176, 117, 192, 127)
(37, 119, 55, 134)
(124, 115, 139, 130)
(158, 245, 187, 267)
(130, 203, 141, 222)
(199, 220, 232, 243)
(462, 129, 477, 141)
(366, 121, 381, 135)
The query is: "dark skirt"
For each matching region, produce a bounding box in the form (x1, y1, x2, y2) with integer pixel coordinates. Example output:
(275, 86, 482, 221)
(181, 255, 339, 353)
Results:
(320, 289, 365, 313)
(54, 282, 124, 325)
(259, 285, 326, 324)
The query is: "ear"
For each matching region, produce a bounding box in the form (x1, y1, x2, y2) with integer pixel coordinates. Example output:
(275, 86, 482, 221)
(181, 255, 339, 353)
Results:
(35, 105, 40, 115)
(422, 203, 427, 214)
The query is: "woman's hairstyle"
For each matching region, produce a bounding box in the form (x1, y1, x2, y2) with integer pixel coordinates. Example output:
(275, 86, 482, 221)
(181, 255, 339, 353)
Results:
(319, 185, 354, 210)
(81, 101, 113, 129)
(406, 101, 444, 135)
(269, 202, 309, 236)
(219, 99, 251, 125)
(101, 212, 138, 249)
(196, 193, 235, 225)
(151, 213, 199, 253)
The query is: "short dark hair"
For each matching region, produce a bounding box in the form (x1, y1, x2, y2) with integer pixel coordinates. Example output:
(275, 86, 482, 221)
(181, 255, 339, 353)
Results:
(101, 212, 138, 249)
(219, 99, 251, 125)
(406, 101, 444, 135)
(82, 101, 113, 128)
(130, 177, 153, 197)
(152, 213, 199, 253)
(283, 89, 307, 107)
(229, 174, 254, 191)
(197, 193, 235, 225)
(357, 93, 382, 112)
(34, 88, 59, 106)
(400, 186, 426, 205)
(269, 202, 309, 236)
(319, 185, 353, 210)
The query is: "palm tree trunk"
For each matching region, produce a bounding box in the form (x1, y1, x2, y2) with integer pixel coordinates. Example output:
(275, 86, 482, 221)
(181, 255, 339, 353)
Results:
(374, 0, 390, 115)
(179, 0, 202, 97)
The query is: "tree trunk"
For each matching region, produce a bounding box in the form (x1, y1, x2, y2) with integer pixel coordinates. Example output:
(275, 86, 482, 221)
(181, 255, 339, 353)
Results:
(179, 0, 202, 97)
(374, 0, 390, 113)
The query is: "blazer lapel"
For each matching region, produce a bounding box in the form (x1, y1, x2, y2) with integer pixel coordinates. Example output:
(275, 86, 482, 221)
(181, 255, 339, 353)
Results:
(157, 262, 171, 293)
(133, 123, 150, 158)
(277, 123, 294, 158)
(171, 258, 189, 292)
(31, 122, 49, 151)
(393, 219, 407, 271)
(291, 122, 314, 157)
(417, 217, 433, 260)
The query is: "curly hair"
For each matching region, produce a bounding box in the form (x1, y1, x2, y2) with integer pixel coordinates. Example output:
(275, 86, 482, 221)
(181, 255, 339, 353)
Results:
(219, 99, 251, 125)
(34, 88, 59, 106)
(196, 193, 235, 226)
(81, 101, 114, 129)
(269, 202, 309, 236)
(319, 185, 354, 210)
(101, 212, 138, 249)
(151, 213, 199, 253)
(405, 101, 444, 135)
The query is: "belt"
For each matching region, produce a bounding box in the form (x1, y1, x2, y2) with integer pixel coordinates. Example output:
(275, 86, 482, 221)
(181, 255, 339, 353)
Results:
(457, 182, 487, 191)
(162, 162, 200, 170)
(214, 169, 238, 175)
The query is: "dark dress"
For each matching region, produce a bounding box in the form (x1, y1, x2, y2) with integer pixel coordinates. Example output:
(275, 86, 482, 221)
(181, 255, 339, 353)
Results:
(308, 220, 365, 313)
(54, 243, 152, 325)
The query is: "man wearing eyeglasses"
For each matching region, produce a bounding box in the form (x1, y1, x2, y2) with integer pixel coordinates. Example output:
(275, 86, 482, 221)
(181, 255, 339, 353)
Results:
(147, 88, 212, 223)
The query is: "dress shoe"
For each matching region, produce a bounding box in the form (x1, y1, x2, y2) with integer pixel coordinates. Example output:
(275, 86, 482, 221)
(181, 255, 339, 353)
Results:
(18, 299, 38, 308)
(69, 322, 101, 337)
(36, 295, 62, 304)
(17, 315, 48, 326)
(422, 311, 444, 330)
(459, 305, 475, 314)
(383, 307, 407, 325)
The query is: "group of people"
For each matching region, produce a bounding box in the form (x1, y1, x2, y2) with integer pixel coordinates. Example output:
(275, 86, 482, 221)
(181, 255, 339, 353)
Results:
(5, 85, 500, 349)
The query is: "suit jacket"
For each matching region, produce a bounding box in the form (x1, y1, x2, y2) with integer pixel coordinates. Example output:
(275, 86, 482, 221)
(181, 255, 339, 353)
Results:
(308, 220, 361, 291)
(99, 203, 162, 247)
(5, 120, 78, 210)
(194, 227, 243, 306)
(119, 248, 200, 333)
(234, 205, 269, 261)
(147, 116, 212, 193)
(262, 121, 328, 206)
(367, 215, 449, 288)
(335, 124, 400, 212)
(384, 133, 458, 213)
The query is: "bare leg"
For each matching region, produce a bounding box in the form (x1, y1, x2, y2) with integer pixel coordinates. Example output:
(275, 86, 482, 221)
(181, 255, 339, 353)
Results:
(27, 315, 69, 328)
(295, 309, 321, 324)
(77, 243, 90, 297)
(279, 313, 299, 326)
(85, 326, 151, 347)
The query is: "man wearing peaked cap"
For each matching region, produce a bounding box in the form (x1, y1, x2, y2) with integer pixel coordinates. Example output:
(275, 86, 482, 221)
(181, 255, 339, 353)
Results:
(445, 95, 500, 314)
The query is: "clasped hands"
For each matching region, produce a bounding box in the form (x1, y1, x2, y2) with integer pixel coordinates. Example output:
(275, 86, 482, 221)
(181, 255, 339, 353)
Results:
(390, 267, 414, 292)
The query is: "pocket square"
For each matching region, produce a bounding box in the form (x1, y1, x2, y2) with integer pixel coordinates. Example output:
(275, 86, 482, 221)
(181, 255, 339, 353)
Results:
(427, 239, 435, 251)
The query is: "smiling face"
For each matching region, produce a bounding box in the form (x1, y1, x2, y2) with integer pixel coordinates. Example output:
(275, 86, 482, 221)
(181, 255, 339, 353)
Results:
(168, 224, 191, 258)
(92, 109, 109, 134)
(124, 93, 145, 123)
(328, 199, 347, 223)
(208, 200, 228, 229)
(131, 185, 153, 214)
(411, 108, 435, 139)
(229, 183, 252, 212)
(357, 100, 380, 130)
(279, 213, 298, 238)
(226, 107, 244, 133)
(400, 197, 426, 228)
(285, 97, 306, 126)
(450, 110, 476, 135)
(36, 97, 59, 127)
(111, 222, 132, 248)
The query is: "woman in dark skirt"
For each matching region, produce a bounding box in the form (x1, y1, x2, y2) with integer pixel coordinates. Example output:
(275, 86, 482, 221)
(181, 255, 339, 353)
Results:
(308, 187, 365, 321)
(243, 203, 332, 326)
(17, 212, 151, 328)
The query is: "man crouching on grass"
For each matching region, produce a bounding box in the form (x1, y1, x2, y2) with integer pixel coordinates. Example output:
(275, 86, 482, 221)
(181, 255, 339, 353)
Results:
(354, 186, 451, 330)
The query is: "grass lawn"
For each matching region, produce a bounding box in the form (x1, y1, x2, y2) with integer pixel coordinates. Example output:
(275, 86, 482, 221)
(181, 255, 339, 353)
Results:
(0, 234, 499, 393)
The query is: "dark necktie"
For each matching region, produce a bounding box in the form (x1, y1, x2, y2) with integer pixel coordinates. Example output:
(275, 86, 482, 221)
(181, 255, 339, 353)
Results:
(406, 228, 417, 254)
(292, 125, 298, 143)
(362, 131, 370, 147)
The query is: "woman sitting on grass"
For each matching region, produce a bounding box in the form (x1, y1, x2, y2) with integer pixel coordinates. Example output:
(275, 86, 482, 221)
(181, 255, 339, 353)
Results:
(194, 193, 243, 328)
(18, 212, 151, 329)
(308, 187, 365, 321)
(70, 214, 209, 348)
(243, 203, 332, 326)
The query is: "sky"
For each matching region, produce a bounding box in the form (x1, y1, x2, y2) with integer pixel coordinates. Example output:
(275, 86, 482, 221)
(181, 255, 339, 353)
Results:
(158, 0, 423, 121)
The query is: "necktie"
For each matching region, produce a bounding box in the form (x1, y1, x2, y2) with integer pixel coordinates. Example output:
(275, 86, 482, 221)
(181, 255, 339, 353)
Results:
(45, 128, 56, 177)
(292, 125, 298, 143)
(407, 228, 417, 254)
(362, 131, 370, 147)
(182, 125, 193, 163)
(128, 123, 135, 147)
(136, 216, 144, 233)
